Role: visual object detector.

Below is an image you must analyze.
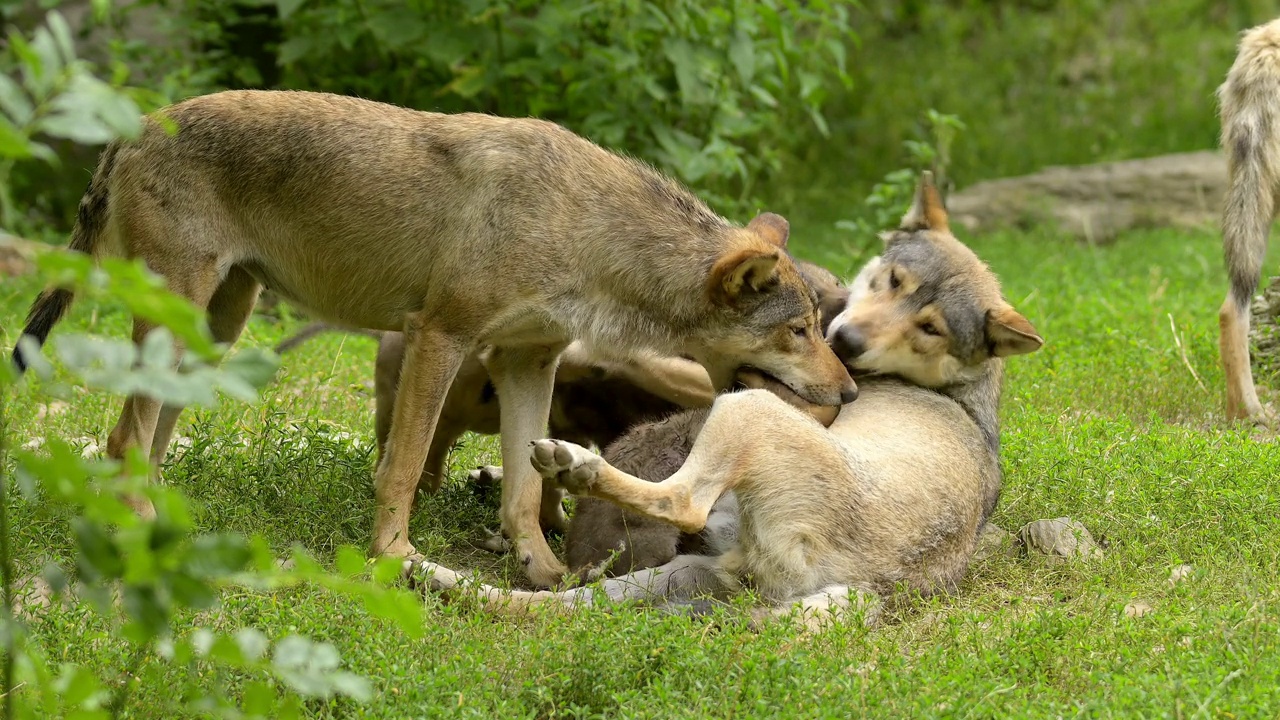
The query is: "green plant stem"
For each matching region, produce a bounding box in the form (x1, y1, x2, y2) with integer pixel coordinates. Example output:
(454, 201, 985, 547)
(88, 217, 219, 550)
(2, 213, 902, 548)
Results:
(0, 382, 14, 720)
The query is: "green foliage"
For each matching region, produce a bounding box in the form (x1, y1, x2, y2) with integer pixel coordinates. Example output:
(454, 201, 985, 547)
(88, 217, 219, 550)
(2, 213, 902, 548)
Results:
(0, 12, 423, 719)
(0, 11, 142, 233)
(835, 109, 965, 259)
(144, 0, 857, 213)
(808, 0, 1277, 200)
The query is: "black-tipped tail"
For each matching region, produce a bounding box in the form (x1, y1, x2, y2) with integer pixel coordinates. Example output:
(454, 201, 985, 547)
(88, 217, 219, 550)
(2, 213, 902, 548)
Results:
(12, 289, 74, 372)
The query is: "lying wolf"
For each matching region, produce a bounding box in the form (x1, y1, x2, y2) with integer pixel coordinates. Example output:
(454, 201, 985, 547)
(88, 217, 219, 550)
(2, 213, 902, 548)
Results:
(412, 173, 1044, 627)
(561, 260, 848, 577)
(13, 90, 855, 588)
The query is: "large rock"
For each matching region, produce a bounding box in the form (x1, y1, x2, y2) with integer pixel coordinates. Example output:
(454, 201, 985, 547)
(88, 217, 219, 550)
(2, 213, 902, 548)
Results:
(948, 151, 1226, 242)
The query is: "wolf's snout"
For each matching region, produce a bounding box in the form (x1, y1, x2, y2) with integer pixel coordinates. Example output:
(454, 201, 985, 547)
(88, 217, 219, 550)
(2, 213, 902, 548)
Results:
(839, 384, 858, 405)
(831, 325, 866, 364)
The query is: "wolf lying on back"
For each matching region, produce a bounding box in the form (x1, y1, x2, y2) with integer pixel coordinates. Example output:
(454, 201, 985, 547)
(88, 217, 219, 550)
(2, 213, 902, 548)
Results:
(562, 261, 848, 576)
(413, 173, 1044, 626)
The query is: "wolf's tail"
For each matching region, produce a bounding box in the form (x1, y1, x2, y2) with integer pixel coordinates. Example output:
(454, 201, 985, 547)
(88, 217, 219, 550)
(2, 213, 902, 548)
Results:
(12, 142, 120, 372)
(272, 322, 383, 354)
(1219, 20, 1280, 310)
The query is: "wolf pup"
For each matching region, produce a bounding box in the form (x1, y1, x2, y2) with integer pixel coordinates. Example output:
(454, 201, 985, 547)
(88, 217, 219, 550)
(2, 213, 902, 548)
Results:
(414, 173, 1044, 627)
(1217, 17, 1280, 422)
(12, 90, 854, 588)
(564, 262, 848, 577)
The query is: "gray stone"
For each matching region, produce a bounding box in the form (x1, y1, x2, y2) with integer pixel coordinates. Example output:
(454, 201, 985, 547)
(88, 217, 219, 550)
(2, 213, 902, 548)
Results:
(948, 151, 1225, 242)
(1016, 517, 1104, 561)
(972, 523, 1017, 563)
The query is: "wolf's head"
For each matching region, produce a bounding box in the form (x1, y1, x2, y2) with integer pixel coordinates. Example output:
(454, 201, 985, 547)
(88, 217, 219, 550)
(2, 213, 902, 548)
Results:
(693, 212, 857, 407)
(827, 172, 1043, 388)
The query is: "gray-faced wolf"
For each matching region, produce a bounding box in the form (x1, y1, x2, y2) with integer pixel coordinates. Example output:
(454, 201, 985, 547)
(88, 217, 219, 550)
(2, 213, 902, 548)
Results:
(1217, 17, 1280, 422)
(412, 173, 1044, 627)
(11, 89, 854, 588)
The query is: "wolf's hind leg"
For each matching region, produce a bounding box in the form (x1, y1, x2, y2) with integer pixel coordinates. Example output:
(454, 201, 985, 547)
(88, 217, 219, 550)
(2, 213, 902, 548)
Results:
(532, 388, 821, 533)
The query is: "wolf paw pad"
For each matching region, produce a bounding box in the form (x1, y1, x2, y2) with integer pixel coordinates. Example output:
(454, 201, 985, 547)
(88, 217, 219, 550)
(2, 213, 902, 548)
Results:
(529, 439, 603, 494)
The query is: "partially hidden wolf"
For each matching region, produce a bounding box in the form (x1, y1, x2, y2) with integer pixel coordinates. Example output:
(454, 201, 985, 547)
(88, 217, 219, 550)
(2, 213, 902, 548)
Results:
(276, 326, 716, 534)
(413, 173, 1044, 626)
(1217, 17, 1280, 421)
(12, 90, 854, 588)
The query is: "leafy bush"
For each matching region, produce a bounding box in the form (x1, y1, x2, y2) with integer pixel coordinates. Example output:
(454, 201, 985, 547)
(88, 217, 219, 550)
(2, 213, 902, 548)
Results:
(127, 0, 857, 214)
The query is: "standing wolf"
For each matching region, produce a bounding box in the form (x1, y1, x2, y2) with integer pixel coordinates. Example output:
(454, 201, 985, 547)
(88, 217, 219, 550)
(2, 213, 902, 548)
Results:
(1218, 17, 1280, 421)
(414, 173, 1044, 625)
(12, 90, 855, 588)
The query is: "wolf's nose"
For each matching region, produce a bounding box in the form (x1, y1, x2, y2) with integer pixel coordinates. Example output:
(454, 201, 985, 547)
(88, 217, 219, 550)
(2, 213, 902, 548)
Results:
(839, 384, 858, 405)
(831, 325, 866, 363)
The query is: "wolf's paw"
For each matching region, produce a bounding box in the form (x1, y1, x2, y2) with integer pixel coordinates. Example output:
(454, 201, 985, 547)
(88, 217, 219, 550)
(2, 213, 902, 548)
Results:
(476, 528, 512, 554)
(468, 465, 504, 487)
(529, 439, 603, 495)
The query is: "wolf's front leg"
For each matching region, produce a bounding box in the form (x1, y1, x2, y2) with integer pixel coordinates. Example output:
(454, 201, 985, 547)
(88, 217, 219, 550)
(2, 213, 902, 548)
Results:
(486, 343, 571, 588)
(371, 315, 468, 558)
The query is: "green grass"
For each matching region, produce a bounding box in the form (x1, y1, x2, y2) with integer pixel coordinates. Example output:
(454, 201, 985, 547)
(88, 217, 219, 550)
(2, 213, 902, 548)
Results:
(5, 221, 1280, 717)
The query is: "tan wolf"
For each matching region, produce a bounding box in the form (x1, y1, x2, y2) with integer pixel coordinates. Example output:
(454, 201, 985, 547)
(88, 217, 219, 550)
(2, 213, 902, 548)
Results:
(412, 173, 1044, 627)
(1218, 17, 1280, 421)
(269, 258, 847, 530)
(12, 90, 854, 588)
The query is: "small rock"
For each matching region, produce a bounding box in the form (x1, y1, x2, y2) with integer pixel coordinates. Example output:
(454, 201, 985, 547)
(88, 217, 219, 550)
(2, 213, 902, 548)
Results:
(973, 523, 1017, 562)
(0, 236, 36, 277)
(1124, 600, 1153, 618)
(72, 436, 100, 458)
(1016, 517, 1104, 561)
(1168, 564, 1194, 586)
(21, 437, 44, 451)
(34, 401, 68, 422)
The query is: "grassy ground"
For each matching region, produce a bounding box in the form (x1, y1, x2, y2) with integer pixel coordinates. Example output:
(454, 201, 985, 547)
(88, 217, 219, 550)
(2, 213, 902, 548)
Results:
(5, 219, 1280, 717)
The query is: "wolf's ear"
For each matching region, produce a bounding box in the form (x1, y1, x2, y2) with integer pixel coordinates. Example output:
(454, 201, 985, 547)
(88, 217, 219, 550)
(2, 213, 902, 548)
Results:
(987, 306, 1043, 357)
(708, 247, 781, 304)
(900, 171, 950, 233)
(747, 212, 790, 248)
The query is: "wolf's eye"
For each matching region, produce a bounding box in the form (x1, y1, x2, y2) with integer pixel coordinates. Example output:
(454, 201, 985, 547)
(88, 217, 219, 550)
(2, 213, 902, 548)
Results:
(919, 321, 941, 337)
(888, 269, 901, 290)
(792, 325, 808, 338)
